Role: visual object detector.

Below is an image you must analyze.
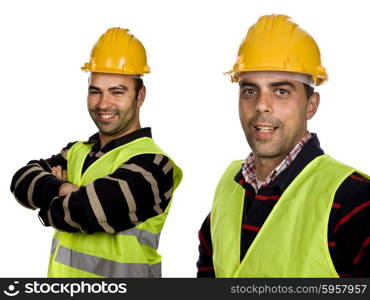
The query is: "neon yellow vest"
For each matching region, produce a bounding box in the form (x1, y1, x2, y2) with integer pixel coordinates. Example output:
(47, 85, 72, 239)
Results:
(211, 154, 369, 277)
(48, 137, 182, 278)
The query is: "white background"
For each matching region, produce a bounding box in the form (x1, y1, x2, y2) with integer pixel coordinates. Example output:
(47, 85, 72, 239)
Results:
(1, 0, 369, 277)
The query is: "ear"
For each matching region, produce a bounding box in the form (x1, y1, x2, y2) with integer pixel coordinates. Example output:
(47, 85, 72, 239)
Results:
(136, 85, 146, 108)
(306, 92, 320, 120)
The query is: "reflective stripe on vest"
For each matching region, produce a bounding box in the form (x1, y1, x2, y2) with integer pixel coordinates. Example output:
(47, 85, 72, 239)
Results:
(48, 137, 182, 278)
(116, 227, 161, 249)
(52, 240, 160, 278)
(50, 237, 58, 256)
(211, 154, 370, 277)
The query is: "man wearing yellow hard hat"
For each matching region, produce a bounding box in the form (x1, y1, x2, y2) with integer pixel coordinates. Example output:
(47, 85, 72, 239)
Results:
(11, 28, 182, 277)
(197, 14, 370, 277)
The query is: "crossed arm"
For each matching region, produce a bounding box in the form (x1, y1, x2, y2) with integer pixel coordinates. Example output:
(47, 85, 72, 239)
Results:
(11, 144, 174, 234)
(51, 165, 78, 196)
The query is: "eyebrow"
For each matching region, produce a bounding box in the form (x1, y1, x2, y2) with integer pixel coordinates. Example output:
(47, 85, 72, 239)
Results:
(269, 81, 296, 90)
(239, 81, 259, 88)
(108, 85, 128, 92)
(88, 85, 99, 91)
(88, 85, 128, 92)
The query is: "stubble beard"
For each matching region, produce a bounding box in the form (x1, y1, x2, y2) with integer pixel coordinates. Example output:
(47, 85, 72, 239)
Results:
(245, 125, 305, 160)
(246, 133, 289, 159)
(90, 107, 136, 137)
(244, 116, 288, 159)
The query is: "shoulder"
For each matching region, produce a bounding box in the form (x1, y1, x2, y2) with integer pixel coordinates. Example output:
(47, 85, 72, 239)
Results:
(219, 160, 244, 180)
(216, 160, 244, 174)
(229, 160, 244, 167)
(318, 156, 370, 206)
(114, 153, 174, 183)
(59, 141, 79, 159)
(337, 172, 370, 199)
(125, 153, 172, 170)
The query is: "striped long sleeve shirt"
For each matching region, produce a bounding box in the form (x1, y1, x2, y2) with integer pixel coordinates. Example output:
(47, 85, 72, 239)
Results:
(11, 127, 174, 234)
(197, 135, 370, 277)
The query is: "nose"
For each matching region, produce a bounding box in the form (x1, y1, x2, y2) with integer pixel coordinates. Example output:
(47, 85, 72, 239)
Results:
(97, 92, 113, 109)
(255, 91, 272, 114)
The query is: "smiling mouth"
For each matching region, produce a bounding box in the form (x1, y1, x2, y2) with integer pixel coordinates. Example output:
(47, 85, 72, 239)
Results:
(255, 126, 278, 132)
(97, 112, 117, 121)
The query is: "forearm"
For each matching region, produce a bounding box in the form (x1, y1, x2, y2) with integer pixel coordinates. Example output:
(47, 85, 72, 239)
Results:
(39, 154, 175, 233)
(11, 160, 66, 209)
(10, 143, 74, 210)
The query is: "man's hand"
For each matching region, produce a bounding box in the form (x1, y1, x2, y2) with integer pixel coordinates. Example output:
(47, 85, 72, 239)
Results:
(51, 165, 67, 181)
(58, 183, 79, 196)
(51, 165, 79, 196)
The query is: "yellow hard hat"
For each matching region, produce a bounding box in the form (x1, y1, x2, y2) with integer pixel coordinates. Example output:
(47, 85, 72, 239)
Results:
(227, 14, 327, 85)
(81, 27, 150, 75)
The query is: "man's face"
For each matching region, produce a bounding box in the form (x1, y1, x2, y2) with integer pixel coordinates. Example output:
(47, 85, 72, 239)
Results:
(238, 72, 318, 160)
(87, 73, 143, 139)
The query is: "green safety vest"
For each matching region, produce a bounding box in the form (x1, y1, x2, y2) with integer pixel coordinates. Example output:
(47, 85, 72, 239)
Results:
(48, 137, 182, 278)
(211, 154, 369, 277)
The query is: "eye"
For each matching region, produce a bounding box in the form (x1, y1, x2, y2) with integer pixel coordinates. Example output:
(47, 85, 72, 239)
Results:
(112, 90, 125, 95)
(241, 88, 257, 98)
(275, 88, 289, 97)
(88, 90, 100, 95)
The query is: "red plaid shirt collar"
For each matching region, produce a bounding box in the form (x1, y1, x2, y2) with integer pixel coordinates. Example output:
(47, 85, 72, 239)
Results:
(242, 132, 312, 192)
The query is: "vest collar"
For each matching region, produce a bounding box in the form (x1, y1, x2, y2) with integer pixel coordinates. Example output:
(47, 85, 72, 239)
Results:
(84, 127, 152, 153)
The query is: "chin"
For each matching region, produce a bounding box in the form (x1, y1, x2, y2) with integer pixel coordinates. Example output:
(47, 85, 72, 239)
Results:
(252, 146, 284, 159)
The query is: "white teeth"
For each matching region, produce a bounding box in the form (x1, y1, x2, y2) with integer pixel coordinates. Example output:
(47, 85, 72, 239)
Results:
(100, 113, 114, 119)
(257, 127, 275, 132)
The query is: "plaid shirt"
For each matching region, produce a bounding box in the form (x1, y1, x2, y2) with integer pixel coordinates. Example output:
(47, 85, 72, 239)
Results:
(242, 132, 312, 192)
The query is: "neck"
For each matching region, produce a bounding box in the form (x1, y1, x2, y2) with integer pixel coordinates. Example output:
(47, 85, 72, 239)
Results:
(254, 155, 285, 181)
(99, 122, 141, 149)
(254, 130, 309, 180)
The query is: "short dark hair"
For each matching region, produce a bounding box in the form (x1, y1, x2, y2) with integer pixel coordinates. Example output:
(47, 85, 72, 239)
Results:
(303, 83, 314, 99)
(134, 78, 144, 99)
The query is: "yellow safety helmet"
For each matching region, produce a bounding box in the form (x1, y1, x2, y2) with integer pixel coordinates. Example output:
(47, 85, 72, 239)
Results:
(226, 14, 327, 85)
(81, 27, 150, 75)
